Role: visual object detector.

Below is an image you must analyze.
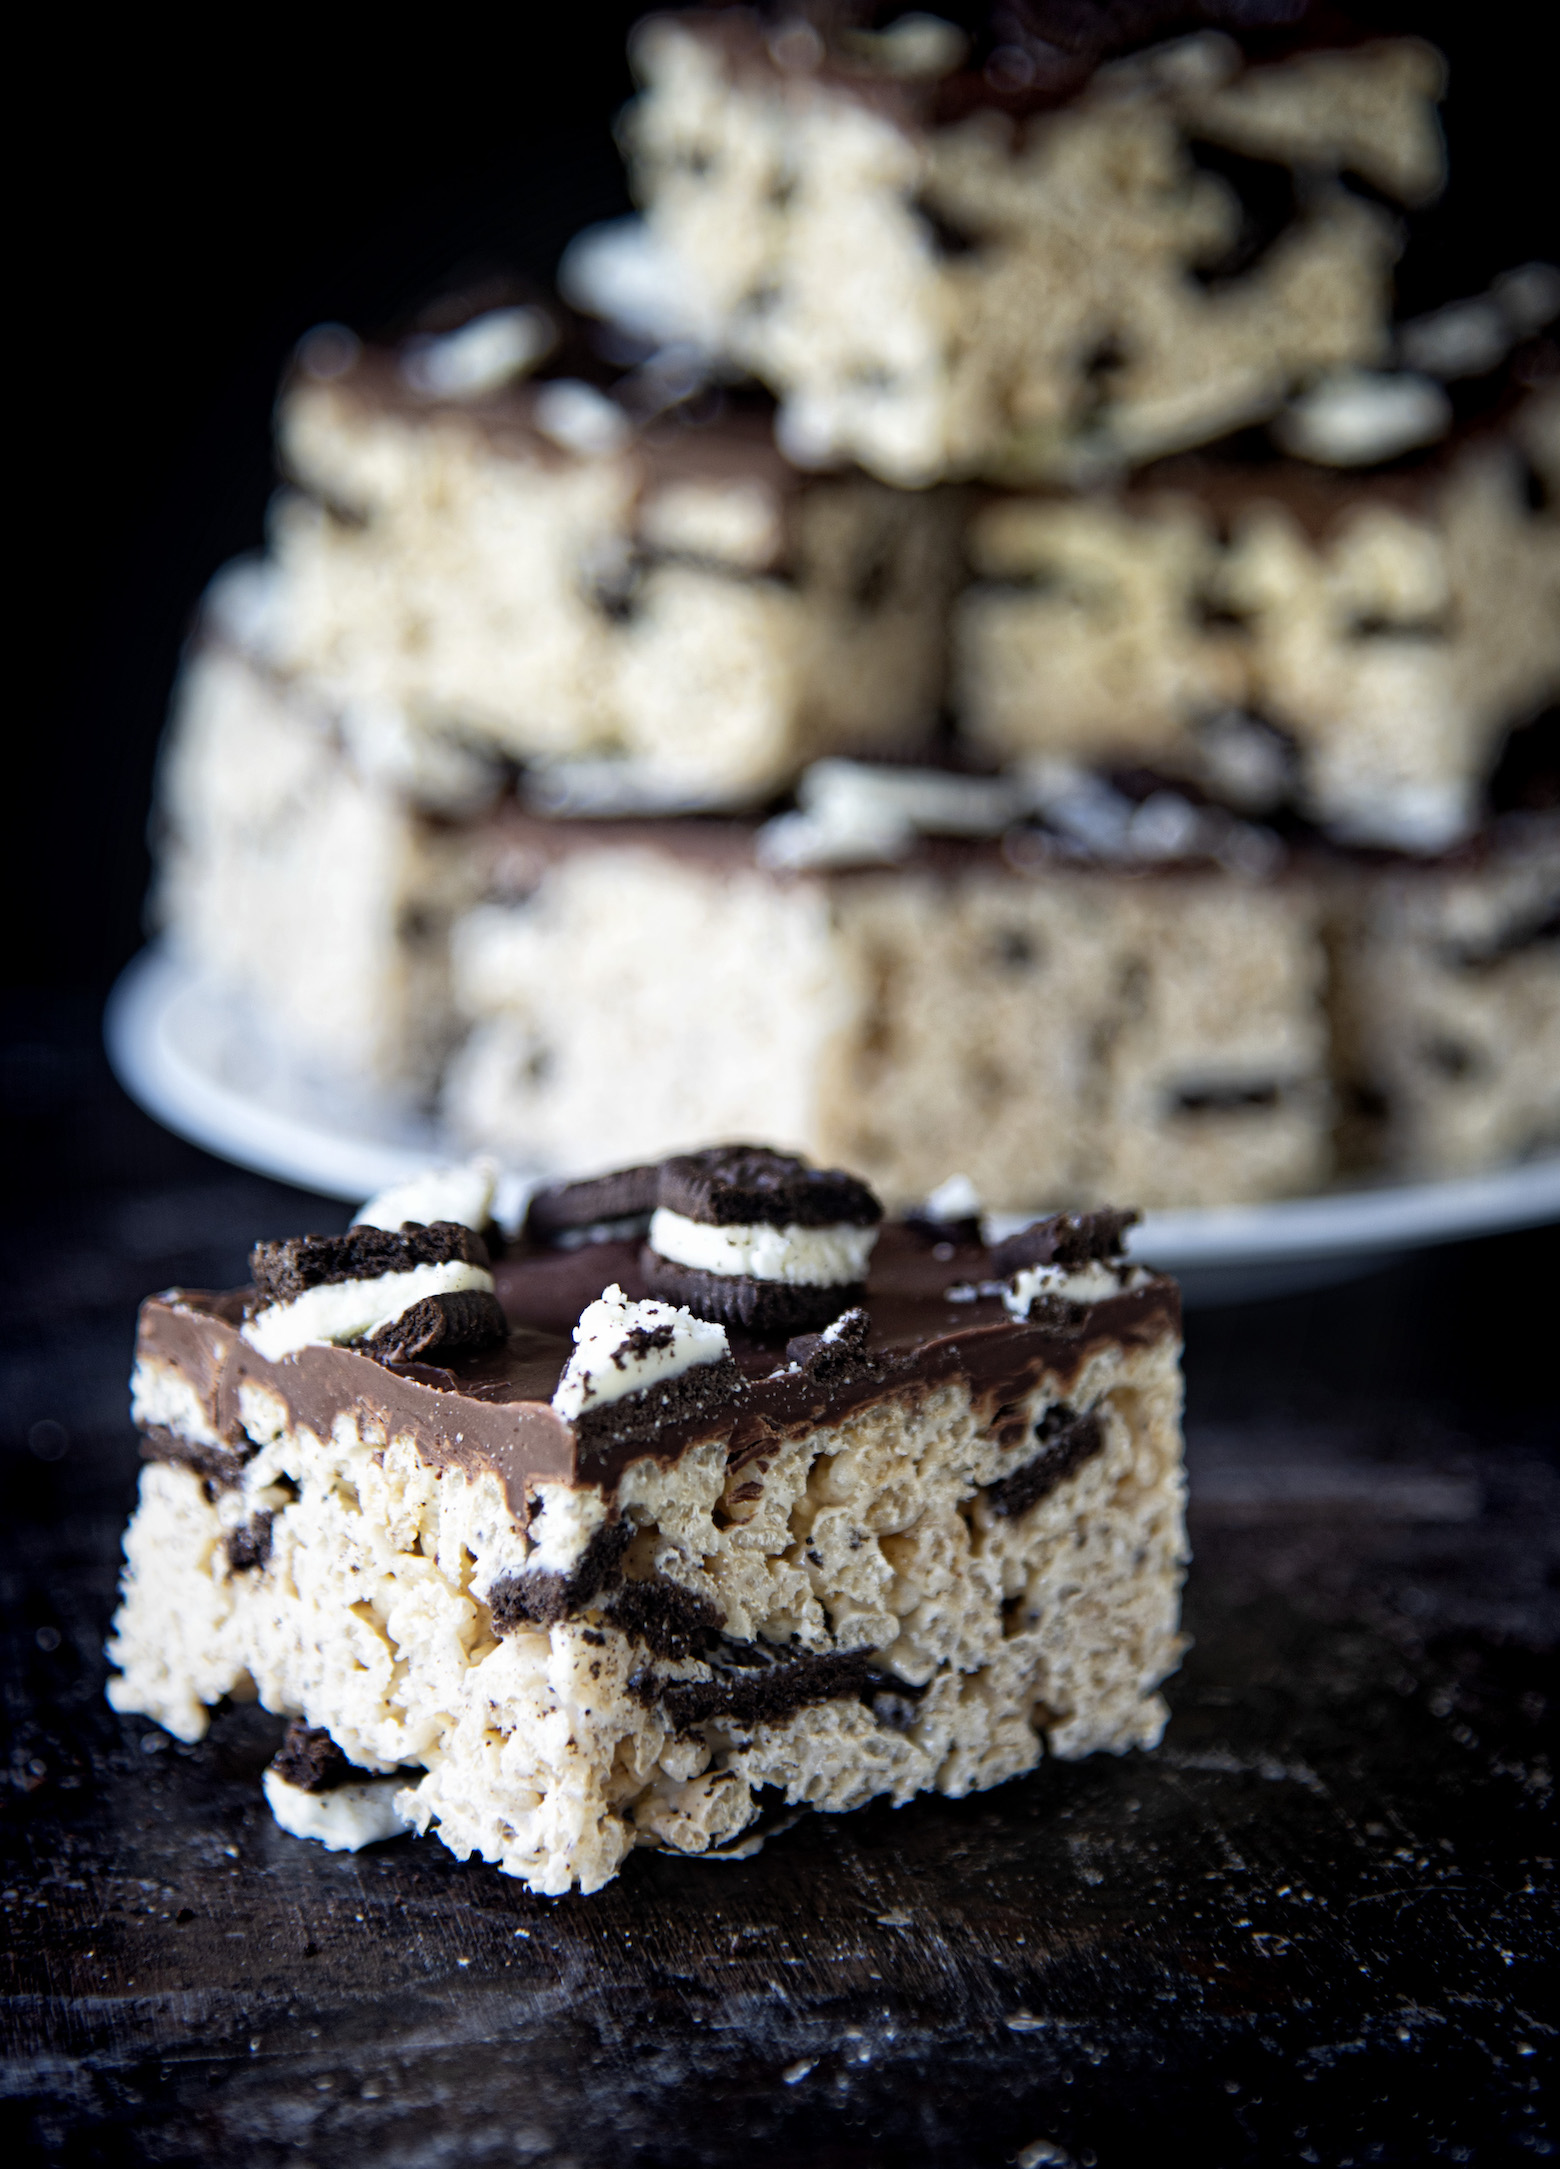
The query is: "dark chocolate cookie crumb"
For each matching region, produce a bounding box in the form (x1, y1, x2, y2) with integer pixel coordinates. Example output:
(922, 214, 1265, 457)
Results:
(138, 1421, 257, 1491)
(983, 1405, 1105, 1519)
(358, 1290, 508, 1366)
(607, 1578, 726, 1661)
(488, 1518, 635, 1632)
(657, 1144, 881, 1231)
(989, 1209, 1138, 1279)
(630, 1646, 874, 1733)
(784, 1306, 884, 1386)
(250, 1221, 490, 1305)
(525, 1164, 662, 1243)
(269, 1720, 356, 1794)
(642, 1251, 866, 1336)
(225, 1512, 274, 1575)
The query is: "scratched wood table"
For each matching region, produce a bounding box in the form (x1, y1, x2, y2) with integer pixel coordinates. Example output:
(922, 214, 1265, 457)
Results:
(2, 1012, 1555, 2166)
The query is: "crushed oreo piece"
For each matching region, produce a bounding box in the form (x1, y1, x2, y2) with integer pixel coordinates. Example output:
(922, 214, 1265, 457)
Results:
(989, 1209, 1138, 1279)
(225, 1511, 274, 1574)
(269, 1719, 355, 1794)
(630, 1646, 874, 1732)
(358, 1289, 508, 1366)
(658, 1144, 881, 1231)
(525, 1164, 662, 1245)
(784, 1306, 883, 1385)
(488, 1518, 635, 1632)
(607, 1578, 726, 1661)
(573, 1349, 749, 1450)
(250, 1221, 490, 1305)
(138, 1419, 258, 1490)
(643, 1251, 866, 1336)
(983, 1405, 1105, 1519)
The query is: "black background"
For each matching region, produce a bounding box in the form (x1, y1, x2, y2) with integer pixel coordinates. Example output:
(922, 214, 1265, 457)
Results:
(14, 0, 1559, 1002)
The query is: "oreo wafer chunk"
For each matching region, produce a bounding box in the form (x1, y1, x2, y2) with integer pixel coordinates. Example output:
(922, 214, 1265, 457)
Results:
(251, 1220, 490, 1303)
(359, 1289, 508, 1365)
(657, 1144, 880, 1230)
(524, 1163, 662, 1247)
(990, 1209, 1139, 1280)
(643, 1145, 882, 1335)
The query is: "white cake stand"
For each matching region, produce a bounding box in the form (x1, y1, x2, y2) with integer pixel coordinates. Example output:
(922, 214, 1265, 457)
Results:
(106, 943, 1560, 1307)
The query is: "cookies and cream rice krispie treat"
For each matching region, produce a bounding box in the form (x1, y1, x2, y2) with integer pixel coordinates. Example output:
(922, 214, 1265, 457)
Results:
(106, 1146, 1187, 1894)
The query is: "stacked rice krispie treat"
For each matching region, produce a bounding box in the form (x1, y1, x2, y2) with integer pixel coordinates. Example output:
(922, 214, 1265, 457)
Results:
(148, 3, 1560, 1207)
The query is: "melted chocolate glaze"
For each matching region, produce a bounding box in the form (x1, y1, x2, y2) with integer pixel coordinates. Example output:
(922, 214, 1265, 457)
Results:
(133, 1225, 1179, 1515)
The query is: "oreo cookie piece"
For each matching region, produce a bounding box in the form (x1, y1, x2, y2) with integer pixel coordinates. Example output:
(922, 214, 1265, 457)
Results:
(269, 1719, 356, 1794)
(359, 1289, 508, 1366)
(524, 1163, 662, 1247)
(657, 1144, 881, 1229)
(251, 1220, 490, 1304)
(990, 1209, 1139, 1280)
(640, 1251, 867, 1335)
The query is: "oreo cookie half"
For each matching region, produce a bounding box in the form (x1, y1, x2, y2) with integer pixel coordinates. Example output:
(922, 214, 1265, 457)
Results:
(657, 1145, 881, 1230)
(524, 1164, 662, 1247)
(640, 1251, 869, 1335)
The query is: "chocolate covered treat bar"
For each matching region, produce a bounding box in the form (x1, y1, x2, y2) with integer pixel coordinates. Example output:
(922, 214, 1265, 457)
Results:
(106, 1151, 1187, 1894)
(153, 607, 494, 1092)
(1332, 815, 1560, 1177)
(613, 12, 1442, 484)
(956, 382, 1560, 852)
(448, 806, 1329, 1210)
(268, 327, 961, 806)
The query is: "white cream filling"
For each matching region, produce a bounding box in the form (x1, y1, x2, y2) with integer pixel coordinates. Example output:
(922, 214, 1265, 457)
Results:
(243, 1261, 494, 1362)
(1003, 1261, 1142, 1318)
(1274, 369, 1450, 466)
(921, 1172, 982, 1224)
(262, 1768, 413, 1852)
(354, 1159, 497, 1235)
(551, 1283, 729, 1422)
(648, 1208, 877, 1287)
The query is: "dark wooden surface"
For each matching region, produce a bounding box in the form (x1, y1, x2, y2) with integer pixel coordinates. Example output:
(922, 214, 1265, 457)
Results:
(2, 1000, 1556, 2167)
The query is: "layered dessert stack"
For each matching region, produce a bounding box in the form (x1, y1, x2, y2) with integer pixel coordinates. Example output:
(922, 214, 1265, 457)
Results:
(152, 3, 1560, 1210)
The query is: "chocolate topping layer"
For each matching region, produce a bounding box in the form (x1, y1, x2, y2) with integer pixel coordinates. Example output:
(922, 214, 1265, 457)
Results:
(658, 1144, 882, 1229)
(359, 1289, 507, 1365)
(525, 1164, 662, 1242)
(640, 1250, 868, 1336)
(990, 1210, 1140, 1278)
(134, 1225, 1179, 1512)
(250, 1221, 490, 1304)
